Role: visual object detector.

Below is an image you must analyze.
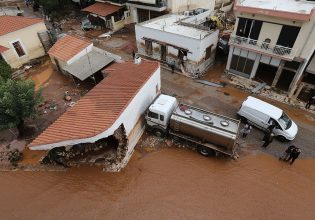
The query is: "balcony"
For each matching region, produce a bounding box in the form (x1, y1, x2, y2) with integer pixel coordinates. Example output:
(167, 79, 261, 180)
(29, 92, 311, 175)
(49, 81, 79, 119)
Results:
(229, 35, 297, 60)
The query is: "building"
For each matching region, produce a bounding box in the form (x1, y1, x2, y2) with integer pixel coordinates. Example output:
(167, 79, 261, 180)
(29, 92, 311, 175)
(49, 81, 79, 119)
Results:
(127, 0, 216, 23)
(81, 0, 217, 30)
(135, 9, 219, 77)
(82, 1, 132, 31)
(0, 15, 47, 68)
(29, 60, 161, 170)
(48, 34, 119, 83)
(226, 0, 315, 98)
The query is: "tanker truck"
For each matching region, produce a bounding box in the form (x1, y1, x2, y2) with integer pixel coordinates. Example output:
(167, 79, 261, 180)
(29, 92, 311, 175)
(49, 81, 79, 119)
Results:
(145, 94, 240, 158)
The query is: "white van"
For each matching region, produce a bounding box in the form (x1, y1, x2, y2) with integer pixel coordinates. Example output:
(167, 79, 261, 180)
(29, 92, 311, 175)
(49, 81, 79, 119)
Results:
(237, 96, 298, 141)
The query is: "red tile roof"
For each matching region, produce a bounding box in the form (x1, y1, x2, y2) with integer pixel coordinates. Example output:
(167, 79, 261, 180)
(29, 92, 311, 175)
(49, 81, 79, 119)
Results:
(48, 35, 92, 62)
(0, 15, 43, 36)
(82, 2, 121, 17)
(0, 45, 9, 53)
(29, 60, 160, 148)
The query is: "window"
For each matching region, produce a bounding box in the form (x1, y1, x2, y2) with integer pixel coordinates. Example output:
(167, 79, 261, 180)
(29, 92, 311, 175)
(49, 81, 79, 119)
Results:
(12, 41, 25, 57)
(145, 40, 153, 55)
(148, 111, 158, 119)
(160, 115, 164, 121)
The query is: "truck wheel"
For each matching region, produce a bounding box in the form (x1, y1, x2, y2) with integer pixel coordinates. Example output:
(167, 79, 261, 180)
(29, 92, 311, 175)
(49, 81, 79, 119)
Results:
(154, 129, 164, 138)
(277, 135, 288, 142)
(237, 114, 247, 123)
(197, 146, 215, 157)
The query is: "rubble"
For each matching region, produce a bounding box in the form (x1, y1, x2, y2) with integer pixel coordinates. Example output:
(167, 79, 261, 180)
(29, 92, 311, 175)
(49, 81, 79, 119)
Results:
(227, 74, 314, 112)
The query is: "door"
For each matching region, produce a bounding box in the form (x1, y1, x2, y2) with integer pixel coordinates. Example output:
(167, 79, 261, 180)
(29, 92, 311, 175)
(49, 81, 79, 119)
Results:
(276, 25, 300, 48)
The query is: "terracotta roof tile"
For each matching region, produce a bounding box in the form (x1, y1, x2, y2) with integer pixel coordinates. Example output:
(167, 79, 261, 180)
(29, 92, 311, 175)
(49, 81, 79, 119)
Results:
(29, 60, 159, 148)
(48, 35, 92, 62)
(0, 15, 43, 36)
(82, 2, 121, 17)
(0, 45, 9, 53)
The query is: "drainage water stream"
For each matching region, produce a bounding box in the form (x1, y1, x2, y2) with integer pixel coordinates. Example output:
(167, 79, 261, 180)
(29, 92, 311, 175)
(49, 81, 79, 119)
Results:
(0, 148, 314, 219)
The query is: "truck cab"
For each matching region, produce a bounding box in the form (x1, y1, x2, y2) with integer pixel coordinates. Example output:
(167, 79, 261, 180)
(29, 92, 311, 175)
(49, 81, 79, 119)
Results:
(145, 94, 178, 136)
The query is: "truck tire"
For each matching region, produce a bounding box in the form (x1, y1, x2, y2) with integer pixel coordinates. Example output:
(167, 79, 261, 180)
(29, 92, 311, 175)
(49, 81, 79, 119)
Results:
(277, 135, 288, 142)
(154, 129, 165, 138)
(197, 146, 215, 157)
(236, 114, 247, 123)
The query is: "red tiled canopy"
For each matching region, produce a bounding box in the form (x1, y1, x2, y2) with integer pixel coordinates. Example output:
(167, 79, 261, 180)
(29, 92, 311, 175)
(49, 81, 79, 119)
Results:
(82, 2, 121, 17)
(29, 60, 159, 148)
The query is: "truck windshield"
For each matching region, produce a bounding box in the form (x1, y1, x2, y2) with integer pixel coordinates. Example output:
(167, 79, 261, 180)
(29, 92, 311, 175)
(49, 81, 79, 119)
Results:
(278, 113, 292, 130)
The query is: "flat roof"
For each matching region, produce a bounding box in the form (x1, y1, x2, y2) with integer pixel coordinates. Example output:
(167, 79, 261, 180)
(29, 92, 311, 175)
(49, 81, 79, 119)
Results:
(235, 0, 315, 21)
(242, 96, 283, 119)
(141, 14, 211, 40)
(29, 60, 160, 149)
(63, 47, 114, 81)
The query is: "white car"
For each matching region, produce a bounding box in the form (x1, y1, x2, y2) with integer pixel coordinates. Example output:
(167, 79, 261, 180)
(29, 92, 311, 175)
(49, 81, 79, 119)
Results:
(237, 96, 298, 141)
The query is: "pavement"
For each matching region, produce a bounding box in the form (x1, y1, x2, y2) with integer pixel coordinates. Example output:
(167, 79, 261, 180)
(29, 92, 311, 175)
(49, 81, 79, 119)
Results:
(161, 60, 315, 159)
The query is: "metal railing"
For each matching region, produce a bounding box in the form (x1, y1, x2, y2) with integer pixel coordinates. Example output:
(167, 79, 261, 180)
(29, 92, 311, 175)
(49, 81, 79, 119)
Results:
(229, 35, 296, 59)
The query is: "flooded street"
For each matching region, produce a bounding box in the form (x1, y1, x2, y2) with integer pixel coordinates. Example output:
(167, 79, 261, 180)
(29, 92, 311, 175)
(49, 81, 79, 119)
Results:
(1, 148, 315, 220)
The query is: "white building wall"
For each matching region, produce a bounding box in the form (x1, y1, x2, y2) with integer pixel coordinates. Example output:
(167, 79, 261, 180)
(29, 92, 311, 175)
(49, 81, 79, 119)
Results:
(136, 24, 214, 62)
(0, 22, 47, 68)
(30, 65, 161, 150)
(168, 0, 215, 13)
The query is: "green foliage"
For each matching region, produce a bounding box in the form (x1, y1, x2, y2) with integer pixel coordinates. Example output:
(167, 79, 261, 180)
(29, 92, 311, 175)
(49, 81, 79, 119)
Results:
(0, 78, 43, 130)
(34, 0, 74, 15)
(0, 60, 12, 82)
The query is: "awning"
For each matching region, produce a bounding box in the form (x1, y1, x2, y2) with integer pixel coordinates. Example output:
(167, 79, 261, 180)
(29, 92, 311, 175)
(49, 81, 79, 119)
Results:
(0, 45, 9, 53)
(63, 48, 114, 81)
(82, 2, 121, 17)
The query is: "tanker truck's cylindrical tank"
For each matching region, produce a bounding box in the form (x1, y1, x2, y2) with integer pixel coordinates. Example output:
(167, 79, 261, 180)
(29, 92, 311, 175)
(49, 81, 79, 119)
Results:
(169, 104, 239, 152)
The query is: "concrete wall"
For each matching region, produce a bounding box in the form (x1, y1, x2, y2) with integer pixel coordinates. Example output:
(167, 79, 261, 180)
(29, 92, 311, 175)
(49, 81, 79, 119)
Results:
(136, 24, 218, 62)
(136, 24, 218, 74)
(168, 0, 215, 13)
(112, 10, 133, 31)
(30, 65, 161, 150)
(0, 22, 47, 68)
(233, 12, 315, 60)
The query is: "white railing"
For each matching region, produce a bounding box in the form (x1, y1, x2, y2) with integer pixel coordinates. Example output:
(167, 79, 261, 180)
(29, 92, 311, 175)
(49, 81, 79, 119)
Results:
(229, 35, 296, 59)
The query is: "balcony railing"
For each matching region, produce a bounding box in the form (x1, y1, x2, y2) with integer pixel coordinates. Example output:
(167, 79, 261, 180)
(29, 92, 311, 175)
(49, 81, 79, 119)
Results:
(229, 35, 296, 60)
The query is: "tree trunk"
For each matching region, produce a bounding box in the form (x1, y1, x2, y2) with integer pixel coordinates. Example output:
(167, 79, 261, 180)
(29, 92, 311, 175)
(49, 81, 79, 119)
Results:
(17, 119, 25, 137)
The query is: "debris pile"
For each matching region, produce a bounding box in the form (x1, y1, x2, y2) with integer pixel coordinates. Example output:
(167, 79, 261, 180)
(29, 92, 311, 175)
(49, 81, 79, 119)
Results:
(0, 149, 23, 166)
(227, 74, 312, 111)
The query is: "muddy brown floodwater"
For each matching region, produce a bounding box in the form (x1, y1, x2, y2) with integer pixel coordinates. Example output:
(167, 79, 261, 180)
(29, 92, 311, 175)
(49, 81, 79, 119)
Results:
(0, 148, 315, 220)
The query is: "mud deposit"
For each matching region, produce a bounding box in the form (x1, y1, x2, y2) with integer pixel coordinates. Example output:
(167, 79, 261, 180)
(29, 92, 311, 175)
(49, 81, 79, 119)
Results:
(0, 148, 314, 220)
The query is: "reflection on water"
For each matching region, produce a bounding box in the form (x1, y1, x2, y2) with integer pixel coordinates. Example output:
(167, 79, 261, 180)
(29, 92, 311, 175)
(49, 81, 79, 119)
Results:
(0, 148, 315, 220)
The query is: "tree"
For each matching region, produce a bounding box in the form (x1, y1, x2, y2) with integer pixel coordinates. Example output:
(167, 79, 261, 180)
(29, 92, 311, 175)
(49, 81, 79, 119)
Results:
(0, 60, 11, 82)
(0, 65, 43, 135)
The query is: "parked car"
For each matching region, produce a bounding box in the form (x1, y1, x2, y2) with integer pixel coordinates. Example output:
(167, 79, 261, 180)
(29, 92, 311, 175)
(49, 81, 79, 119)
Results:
(237, 96, 298, 141)
(80, 18, 96, 31)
